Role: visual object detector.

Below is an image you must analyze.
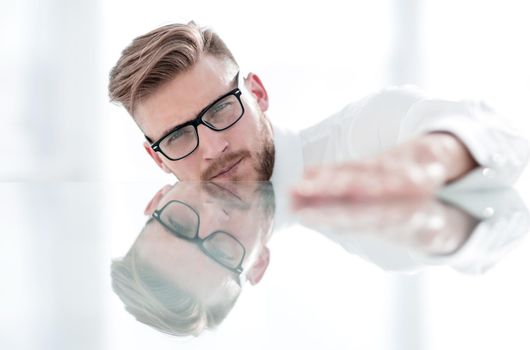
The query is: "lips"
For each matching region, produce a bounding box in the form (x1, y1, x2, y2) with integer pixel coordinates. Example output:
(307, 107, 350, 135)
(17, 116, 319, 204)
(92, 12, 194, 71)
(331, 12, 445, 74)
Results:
(210, 157, 244, 180)
(202, 150, 251, 181)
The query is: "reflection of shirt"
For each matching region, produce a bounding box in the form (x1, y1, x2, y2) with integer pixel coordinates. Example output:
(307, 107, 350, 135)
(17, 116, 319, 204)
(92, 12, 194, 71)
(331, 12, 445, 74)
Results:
(270, 85, 529, 189)
(312, 190, 529, 275)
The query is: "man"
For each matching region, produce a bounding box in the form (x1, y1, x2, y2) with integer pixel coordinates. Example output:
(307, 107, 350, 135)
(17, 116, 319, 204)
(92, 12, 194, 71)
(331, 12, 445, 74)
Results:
(108, 22, 528, 202)
(111, 181, 275, 336)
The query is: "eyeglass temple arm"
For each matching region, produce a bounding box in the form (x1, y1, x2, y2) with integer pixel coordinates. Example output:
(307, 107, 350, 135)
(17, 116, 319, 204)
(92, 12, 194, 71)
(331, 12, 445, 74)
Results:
(145, 134, 154, 144)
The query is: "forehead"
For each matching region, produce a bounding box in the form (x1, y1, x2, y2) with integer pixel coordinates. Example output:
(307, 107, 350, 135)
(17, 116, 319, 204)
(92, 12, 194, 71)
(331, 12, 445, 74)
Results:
(134, 55, 238, 138)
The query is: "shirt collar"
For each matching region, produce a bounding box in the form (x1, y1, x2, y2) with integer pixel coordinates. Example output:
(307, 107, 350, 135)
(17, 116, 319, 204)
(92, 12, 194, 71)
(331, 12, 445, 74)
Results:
(270, 123, 304, 187)
(270, 122, 304, 231)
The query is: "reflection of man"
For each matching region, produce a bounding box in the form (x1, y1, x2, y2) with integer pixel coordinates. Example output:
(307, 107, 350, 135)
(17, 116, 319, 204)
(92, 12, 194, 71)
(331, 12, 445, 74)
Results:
(108, 22, 528, 201)
(111, 182, 274, 336)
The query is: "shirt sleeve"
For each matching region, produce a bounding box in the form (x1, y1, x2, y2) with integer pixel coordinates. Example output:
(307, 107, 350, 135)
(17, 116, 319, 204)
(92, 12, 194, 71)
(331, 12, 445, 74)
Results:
(396, 90, 530, 189)
(300, 85, 529, 188)
(300, 85, 427, 164)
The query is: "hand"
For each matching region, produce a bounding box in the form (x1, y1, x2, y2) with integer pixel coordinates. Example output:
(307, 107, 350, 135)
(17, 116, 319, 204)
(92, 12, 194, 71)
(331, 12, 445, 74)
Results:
(292, 133, 477, 206)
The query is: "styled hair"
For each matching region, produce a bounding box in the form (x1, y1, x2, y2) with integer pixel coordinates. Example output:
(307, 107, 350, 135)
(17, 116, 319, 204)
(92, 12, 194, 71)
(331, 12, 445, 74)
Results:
(108, 22, 238, 115)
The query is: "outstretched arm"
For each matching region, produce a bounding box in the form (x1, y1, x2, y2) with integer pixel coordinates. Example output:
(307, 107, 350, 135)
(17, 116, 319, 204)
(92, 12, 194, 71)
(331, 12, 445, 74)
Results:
(292, 132, 477, 205)
(290, 86, 528, 205)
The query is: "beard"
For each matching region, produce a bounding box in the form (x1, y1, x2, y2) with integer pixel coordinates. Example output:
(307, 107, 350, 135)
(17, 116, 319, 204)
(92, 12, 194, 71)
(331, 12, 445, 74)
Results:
(253, 113, 275, 181)
(200, 111, 275, 181)
(255, 131, 275, 180)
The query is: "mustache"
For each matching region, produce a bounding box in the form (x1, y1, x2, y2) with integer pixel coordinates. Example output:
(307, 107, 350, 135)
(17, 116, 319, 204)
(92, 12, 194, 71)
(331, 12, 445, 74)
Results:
(201, 150, 250, 180)
(202, 182, 250, 210)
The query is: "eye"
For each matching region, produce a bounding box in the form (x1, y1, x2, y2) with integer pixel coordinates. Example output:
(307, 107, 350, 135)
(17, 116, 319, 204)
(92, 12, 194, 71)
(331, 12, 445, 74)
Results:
(211, 101, 231, 114)
(166, 127, 193, 144)
(168, 217, 184, 231)
(167, 217, 195, 236)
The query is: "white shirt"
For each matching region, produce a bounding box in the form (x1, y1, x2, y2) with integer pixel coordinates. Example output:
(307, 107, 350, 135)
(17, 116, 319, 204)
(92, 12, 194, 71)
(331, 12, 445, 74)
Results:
(271, 85, 529, 189)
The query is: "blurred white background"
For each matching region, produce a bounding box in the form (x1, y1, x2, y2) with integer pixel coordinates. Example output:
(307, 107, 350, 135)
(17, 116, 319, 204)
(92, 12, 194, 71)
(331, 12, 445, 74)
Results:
(1, 2, 530, 349)
(2, 0, 529, 183)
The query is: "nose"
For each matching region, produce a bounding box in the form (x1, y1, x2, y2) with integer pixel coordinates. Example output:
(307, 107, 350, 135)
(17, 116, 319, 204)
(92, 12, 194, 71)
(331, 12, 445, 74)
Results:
(197, 125, 229, 159)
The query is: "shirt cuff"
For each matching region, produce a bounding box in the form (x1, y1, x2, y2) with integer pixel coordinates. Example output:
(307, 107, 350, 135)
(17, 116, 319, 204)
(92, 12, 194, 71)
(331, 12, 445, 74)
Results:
(399, 100, 529, 190)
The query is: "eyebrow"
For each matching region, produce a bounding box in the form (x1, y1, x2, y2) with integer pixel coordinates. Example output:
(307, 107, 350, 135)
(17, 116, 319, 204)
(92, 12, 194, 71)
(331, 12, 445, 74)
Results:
(150, 73, 240, 143)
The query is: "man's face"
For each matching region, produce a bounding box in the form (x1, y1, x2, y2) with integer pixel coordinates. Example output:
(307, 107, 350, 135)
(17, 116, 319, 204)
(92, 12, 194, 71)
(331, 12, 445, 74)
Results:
(137, 182, 273, 302)
(135, 55, 274, 181)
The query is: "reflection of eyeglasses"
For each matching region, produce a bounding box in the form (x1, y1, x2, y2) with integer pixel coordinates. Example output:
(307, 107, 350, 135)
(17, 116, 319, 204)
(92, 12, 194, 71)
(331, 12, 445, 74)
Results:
(147, 72, 244, 161)
(152, 200, 246, 274)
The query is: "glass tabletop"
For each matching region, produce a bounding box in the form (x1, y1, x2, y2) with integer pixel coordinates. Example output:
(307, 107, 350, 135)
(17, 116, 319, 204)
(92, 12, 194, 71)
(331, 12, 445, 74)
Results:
(1, 178, 529, 350)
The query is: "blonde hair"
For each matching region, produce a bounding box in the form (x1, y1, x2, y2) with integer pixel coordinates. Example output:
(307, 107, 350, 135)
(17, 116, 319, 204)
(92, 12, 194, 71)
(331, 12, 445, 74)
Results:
(108, 22, 238, 115)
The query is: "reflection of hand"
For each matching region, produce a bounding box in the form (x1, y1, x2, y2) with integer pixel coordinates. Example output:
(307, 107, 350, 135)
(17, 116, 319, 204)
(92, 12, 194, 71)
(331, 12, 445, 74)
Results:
(291, 133, 477, 205)
(293, 199, 478, 256)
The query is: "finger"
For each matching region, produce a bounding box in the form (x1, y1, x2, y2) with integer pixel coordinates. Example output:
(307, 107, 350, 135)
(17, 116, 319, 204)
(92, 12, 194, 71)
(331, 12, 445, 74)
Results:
(293, 168, 438, 207)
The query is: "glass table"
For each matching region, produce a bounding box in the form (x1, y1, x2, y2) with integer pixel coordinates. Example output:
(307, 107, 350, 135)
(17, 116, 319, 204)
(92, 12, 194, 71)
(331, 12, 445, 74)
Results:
(1, 175, 529, 350)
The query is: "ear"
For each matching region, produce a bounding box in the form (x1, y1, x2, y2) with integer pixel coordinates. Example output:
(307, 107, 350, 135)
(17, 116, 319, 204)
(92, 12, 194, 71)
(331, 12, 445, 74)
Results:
(246, 246, 270, 285)
(143, 141, 171, 174)
(244, 73, 269, 112)
(144, 184, 173, 215)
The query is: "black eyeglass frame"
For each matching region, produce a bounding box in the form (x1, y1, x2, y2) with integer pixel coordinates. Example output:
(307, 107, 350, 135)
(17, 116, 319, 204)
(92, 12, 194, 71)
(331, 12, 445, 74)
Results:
(152, 199, 246, 274)
(147, 79, 245, 161)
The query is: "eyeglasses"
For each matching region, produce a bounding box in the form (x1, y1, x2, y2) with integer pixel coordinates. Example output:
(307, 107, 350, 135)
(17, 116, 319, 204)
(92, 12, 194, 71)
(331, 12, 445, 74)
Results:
(147, 72, 244, 161)
(152, 200, 246, 274)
